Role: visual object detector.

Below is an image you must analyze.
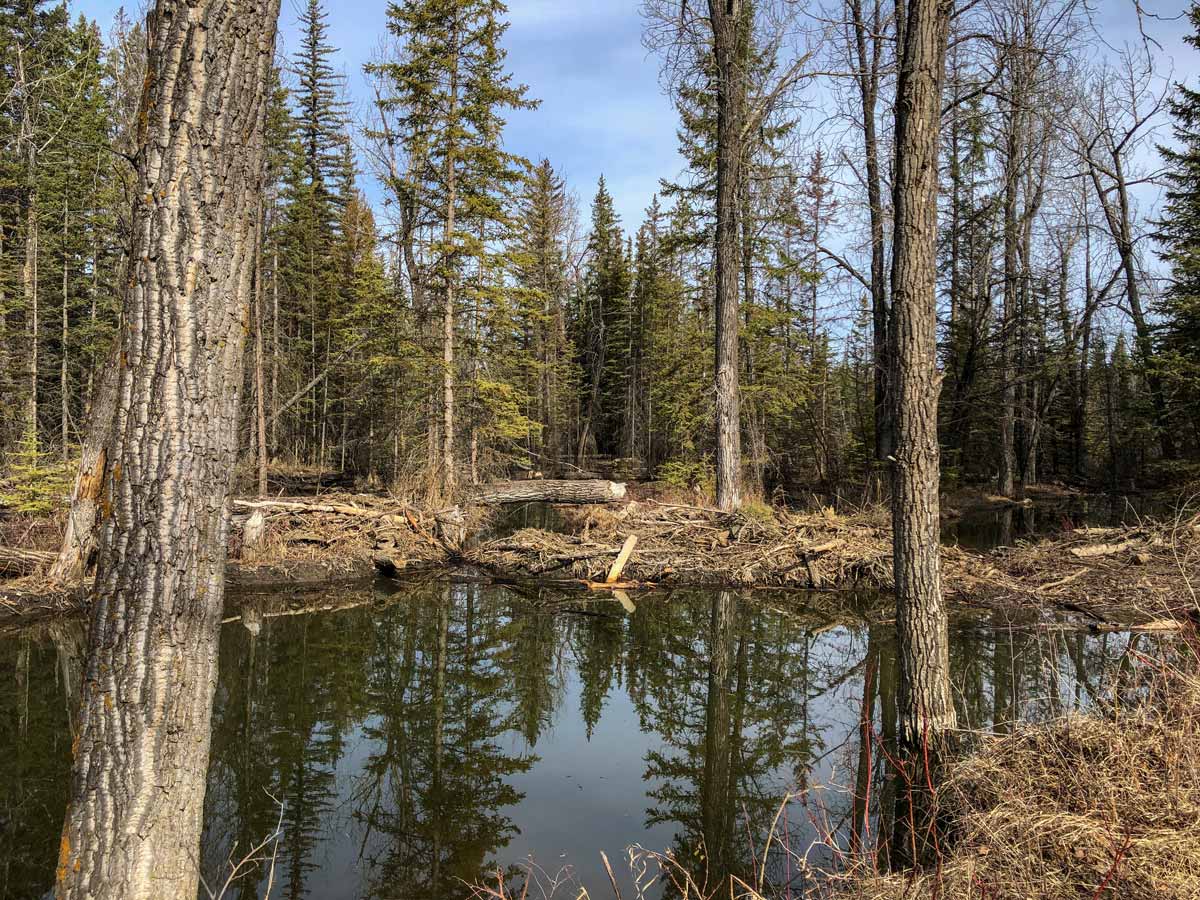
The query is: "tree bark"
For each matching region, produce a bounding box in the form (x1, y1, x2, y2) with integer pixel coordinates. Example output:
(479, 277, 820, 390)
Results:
(56, 1, 280, 897)
(255, 197, 268, 497)
(710, 0, 746, 511)
(889, 0, 957, 752)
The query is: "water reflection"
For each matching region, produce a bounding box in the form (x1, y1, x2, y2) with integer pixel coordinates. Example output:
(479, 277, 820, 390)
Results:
(0, 582, 1171, 899)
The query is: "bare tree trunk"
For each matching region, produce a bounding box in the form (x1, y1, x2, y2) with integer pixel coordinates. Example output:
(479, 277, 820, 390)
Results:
(255, 198, 268, 497)
(56, 2, 280, 897)
(850, 0, 893, 466)
(50, 361, 117, 584)
(25, 193, 38, 444)
(711, 0, 746, 511)
(441, 42, 461, 495)
(271, 243, 279, 454)
(889, 0, 957, 753)
(61, 197, 69, 461)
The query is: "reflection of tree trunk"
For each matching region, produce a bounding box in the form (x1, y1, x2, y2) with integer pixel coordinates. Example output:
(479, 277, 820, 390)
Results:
(850, 631, 879, 856)
(50, 620, 87, 734)
(431, 595, 449, 893)
(876, 627, 899, 867)
(56, 2, 280, 896)
(16, 636, 29, 741)
(701, 592, 737, 878)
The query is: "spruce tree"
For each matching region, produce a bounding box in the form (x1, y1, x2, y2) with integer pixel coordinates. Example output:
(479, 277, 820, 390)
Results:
(576, 177, 631, 460)
(371, 0, 536, 493)
(1156, 1, 1200, 451)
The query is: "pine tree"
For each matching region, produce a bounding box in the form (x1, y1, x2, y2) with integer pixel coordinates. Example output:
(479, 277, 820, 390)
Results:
(575, 177, 631, 460)
(1156, 1, 1200, 452)
(513, 158, 573, 464)
(371, 0, 536, 494)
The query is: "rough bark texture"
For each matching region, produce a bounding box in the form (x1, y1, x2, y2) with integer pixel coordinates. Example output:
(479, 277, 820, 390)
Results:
(889, 0, 957, 751)
(468, 479, 627, 505)
(710, 0, 746, 511)
(56, 1, 280, 897)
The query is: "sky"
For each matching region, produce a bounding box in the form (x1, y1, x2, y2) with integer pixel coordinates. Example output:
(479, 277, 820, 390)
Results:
(73, 0, 1200, 232)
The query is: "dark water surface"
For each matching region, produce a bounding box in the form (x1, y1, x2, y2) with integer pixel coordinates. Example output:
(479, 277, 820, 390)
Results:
(942, 493, 1163, 551)
(0, 581, 1158, 899)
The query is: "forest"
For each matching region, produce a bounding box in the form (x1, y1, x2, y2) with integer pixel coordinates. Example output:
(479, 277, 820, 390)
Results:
(0, 0, 1199, 899)
(3, 0, 1199, 505)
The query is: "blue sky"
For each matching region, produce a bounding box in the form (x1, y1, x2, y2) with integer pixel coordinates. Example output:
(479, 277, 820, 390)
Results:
(76, 1, 1200, 231)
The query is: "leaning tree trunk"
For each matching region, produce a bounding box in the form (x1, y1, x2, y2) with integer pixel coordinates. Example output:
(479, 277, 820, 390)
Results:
(711, 0, 746, 511)
(889, 0, 957, 753)
(56, 2, 279, 898)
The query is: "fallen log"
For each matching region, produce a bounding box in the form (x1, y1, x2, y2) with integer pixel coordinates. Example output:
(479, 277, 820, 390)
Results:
(0, 547, 55, 576)
(231, 498, 411, 526)
(1069, 539, 1137, 559)
(468, 479, 626, 505)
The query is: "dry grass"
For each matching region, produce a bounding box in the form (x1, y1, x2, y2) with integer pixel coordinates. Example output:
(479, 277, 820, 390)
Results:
(825, 665, 1200, 900)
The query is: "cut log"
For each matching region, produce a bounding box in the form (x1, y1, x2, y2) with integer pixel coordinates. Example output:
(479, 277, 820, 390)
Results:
(468, 479, 626, 505)
(606, 535, 638, 584)
(232, 498, 411, 527)
(1069, 539, 1137, 559)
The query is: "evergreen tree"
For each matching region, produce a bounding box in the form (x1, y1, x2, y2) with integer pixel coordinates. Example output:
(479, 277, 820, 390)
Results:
(575, 177, 631, 459)
(1156, 1, 1200, 452)
(371, 0, 536, 493)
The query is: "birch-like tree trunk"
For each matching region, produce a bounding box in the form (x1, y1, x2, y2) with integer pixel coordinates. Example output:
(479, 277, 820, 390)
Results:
(55, 1, 280, 897)
(889, 0, 957, 753)
(711, 0, 746, 511)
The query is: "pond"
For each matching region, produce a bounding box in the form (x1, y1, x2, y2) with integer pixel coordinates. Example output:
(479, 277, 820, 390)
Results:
(0, 580, 1162, 900)
(941, 492, 1164, 551)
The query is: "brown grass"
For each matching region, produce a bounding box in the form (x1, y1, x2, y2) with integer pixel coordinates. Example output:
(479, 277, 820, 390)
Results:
(825, 666, 1200, 900)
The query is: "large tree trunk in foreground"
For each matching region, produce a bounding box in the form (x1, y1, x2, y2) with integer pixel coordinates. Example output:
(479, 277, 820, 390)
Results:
(711, 0, 746, 511)
(56, 1, 279, 897)
(889, 0, 957, 753)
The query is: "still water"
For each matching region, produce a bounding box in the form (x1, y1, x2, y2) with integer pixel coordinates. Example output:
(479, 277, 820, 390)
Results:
(0, 580, 1156, 899)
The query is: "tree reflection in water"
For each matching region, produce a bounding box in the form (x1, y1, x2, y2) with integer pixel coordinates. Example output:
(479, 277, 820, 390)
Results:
(0, 582, 1170, 900)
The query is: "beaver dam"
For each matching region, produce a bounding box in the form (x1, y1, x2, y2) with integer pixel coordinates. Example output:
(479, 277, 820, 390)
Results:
(5, 485, 1194, 632)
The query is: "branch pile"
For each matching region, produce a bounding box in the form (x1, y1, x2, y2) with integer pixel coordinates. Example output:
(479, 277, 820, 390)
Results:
(948, 519, 1200, 622)
(469, 500, 904, 589)
(230, 494, 447, 573)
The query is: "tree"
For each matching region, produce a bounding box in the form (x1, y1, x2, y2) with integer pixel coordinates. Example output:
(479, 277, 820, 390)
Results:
(55, 0, 280, 896)
(575, 177, 630, 461)
(889, 0, 957, 754)
(370, 0, 535, 495)
(513, 158, 575, 465)
(1156, 2, 1200, 452)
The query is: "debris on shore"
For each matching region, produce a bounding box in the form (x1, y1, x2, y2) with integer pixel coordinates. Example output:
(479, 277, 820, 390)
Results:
(1, 489, 1197, 631)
